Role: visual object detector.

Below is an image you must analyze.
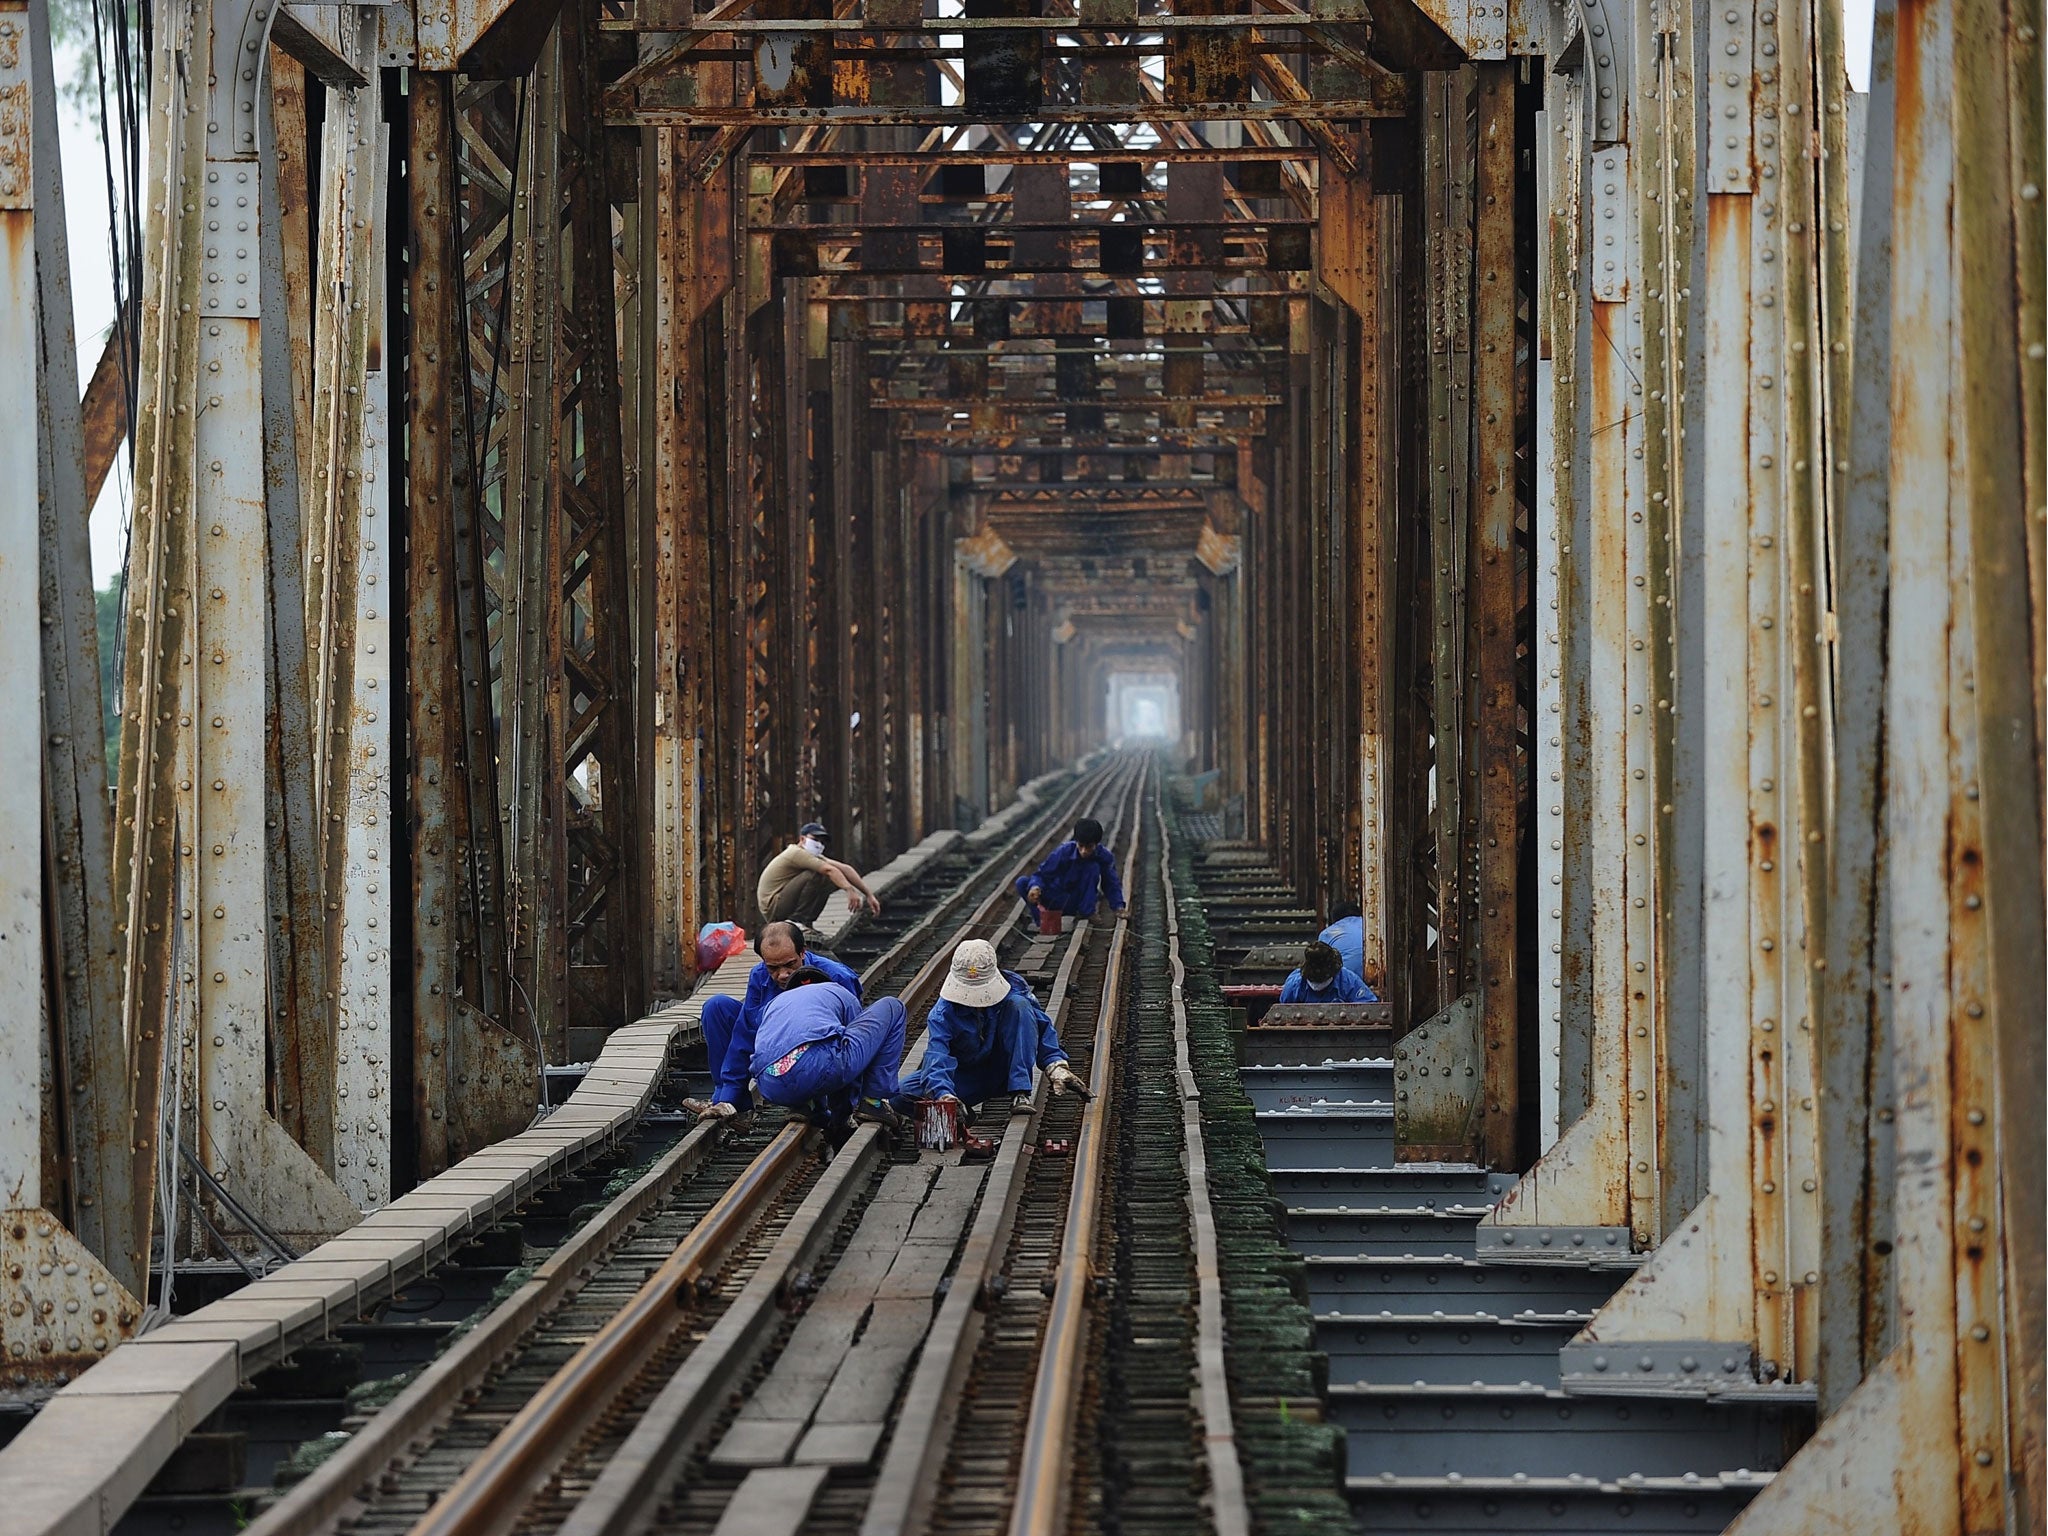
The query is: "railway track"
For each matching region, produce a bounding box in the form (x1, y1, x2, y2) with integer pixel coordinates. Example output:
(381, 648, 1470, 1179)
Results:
(70, 763, 1108, 1536)
(203, 753, 1250, 1536)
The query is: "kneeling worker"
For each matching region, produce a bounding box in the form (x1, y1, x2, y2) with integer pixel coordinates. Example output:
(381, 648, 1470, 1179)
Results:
(899, 939, 1089, 1111)
(1280, 939, 1379, 1003)
(691, 921, 861, 1123)
(751, 969, 908, 1131)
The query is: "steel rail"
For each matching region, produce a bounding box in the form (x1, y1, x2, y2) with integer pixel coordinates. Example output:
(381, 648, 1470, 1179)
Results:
(240, 1122, 730, 1536)
(382, 757, 1137, 1536)
(556, 757, 1149, 1536)
(1157, 795, 1251, 1536)
(1006, 758, 1151, 1536)
(408, 1126, 818, 1536)
(243, 771, 1118, 1536)
(860, 757, 1149, 1536)
(855, 757, 1122, 989)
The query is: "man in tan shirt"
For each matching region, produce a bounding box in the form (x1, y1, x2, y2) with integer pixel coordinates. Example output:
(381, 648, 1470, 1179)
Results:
(757, 821, 883, 925)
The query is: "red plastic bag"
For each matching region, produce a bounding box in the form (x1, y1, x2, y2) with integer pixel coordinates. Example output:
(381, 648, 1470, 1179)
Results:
(695, 921, 748, 974)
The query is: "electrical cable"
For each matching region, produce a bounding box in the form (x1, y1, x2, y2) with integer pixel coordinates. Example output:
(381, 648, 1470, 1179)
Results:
(178, 1141, 301, 1267)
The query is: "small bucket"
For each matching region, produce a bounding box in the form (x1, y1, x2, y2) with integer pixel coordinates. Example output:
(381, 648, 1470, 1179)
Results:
(1035, 905, 1064, 936)
(917, 1097, 963, 1151)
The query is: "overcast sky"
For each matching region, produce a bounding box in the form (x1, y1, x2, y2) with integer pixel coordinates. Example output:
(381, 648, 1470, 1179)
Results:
(52, 7, 1878, 588)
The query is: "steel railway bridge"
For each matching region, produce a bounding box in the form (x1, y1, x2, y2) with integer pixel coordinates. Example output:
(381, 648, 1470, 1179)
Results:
(0, 0, 2040, 1528)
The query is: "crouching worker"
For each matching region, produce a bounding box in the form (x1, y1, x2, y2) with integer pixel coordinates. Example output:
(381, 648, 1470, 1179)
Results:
(751, 968, 908, 1133)
(689, 922, 861, 1124)
(898, 939, 1088, 1112)
(1015, 816, 1126, 935)
(1280, 939, 1379, 1004)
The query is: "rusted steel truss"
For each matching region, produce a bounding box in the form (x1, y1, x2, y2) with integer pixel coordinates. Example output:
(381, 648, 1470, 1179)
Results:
(2, 0, 2038, 1517)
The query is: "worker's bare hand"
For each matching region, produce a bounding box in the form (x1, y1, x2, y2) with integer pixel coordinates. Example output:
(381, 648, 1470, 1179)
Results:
(865, 892, 884, 916)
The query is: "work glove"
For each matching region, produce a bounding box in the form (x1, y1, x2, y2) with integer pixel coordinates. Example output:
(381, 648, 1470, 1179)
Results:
(698, 1100, 739, 1122)
(1047, 1062, 1092, 1101)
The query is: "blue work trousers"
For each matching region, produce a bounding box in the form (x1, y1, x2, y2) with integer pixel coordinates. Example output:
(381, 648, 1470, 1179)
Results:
(755, 997, 907, 1116)
(899, 1029, 1041, 1107)
(698, 993, 755, 1112)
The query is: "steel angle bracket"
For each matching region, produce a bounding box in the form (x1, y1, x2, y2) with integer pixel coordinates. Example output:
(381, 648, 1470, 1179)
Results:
(1393, 992, 1481, 1159)
(0, 1210, 142, 1399)
(1475, 1222, 1636, 1264)
(1706, 0, 1754, 192)
(1589, 144, 1630, 302)
(1559, 1338, 1819, 1402)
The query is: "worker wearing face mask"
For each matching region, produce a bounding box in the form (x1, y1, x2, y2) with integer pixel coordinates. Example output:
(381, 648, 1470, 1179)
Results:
(685, 921, 862, 1126)
(1278, 939, 1379, 1003)
(757, 820, 883, 927)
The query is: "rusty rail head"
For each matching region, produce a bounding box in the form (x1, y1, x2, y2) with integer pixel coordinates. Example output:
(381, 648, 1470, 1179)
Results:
(406, 1123, 815, 1536)
(402, 756, 1135, 1536)
(1005, 757, 1149, 1536)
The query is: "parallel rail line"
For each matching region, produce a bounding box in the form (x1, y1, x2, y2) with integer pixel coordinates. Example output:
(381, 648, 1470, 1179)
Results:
(238, 757, 1141, 1536)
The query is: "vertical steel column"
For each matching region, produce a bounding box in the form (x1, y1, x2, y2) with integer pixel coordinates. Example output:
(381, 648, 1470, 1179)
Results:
(0, 0, 46, 1229)
(304, 20, 388, 1202)
(556, 9, 643, 1044)
(24, 0, 133, 1287)
(409, 77, 528, 1175)
(1351, 182, 1393, 996)
(1482, 5, 1649, 1238)
(1814, 1, 1897, 1418)
(186, 0, 355, 1244)
(1423, 72, 1473, 1011)
(115, 0, 206, 1291)
(333, 111, 391, 1207)
(1472, 63, 1520, 1168)
(1531, 92, 1573, 1149)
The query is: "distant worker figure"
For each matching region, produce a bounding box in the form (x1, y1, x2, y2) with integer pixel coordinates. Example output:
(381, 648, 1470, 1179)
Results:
(1319, 900, 1366, 980)
(758, 821, 882, 926)
(1016, 816, 1127, 935)
(750, 968, 908, 1132)
(1279, 939, 1379, 1004)
(898, 940, 1089, 1111)
(688, 921, 861, 1123)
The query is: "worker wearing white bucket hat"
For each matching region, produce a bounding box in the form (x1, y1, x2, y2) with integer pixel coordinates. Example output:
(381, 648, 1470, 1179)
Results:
(900, 939, 1089, 1109)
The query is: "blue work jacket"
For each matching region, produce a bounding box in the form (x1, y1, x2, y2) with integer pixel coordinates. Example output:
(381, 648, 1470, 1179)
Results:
(741, 951, 861, 1023)
(714, 951, 861, 1094)
(1278, 967, 1378, 1004)
(1016, 841, 1126, 917)
(752, 983, 860, 1074)
(1318, 916, 1366, 979)
(917, 971, 1065, 1100)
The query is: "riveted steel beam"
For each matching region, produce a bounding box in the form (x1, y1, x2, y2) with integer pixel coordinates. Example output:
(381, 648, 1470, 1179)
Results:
(1470, 61, 1520, 1169)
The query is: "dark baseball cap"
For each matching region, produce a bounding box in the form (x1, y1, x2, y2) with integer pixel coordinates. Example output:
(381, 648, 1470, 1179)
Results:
(800, 821, 830, 840)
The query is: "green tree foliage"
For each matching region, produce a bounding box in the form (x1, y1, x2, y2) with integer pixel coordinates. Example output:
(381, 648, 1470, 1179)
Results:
(95, 579, 121, 782)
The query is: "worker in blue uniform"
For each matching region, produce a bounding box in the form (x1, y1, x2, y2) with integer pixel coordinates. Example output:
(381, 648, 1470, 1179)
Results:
(897, 939, 1089, 1111)
(1016, 816, 1126, 934)
(1318, 900, 1366, 980)
(1279, 939, 1379, 1003)
(688, 920, 861, 1124)
(750, 969, 907, 1131)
